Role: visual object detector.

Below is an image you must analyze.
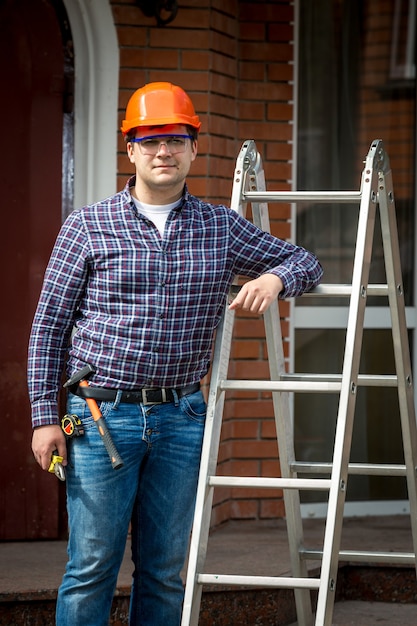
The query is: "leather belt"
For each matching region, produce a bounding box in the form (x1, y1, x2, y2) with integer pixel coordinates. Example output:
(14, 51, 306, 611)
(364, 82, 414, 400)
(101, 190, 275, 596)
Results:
(73, 382, 200, 406)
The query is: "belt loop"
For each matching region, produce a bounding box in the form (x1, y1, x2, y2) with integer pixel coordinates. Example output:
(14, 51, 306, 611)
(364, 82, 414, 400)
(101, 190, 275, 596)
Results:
(114, 389, 123, 410)
(172, 389, 179, 406)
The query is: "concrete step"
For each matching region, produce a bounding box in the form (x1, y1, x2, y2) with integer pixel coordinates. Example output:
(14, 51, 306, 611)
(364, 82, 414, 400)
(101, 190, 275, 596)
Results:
(1, 516, 416, 625)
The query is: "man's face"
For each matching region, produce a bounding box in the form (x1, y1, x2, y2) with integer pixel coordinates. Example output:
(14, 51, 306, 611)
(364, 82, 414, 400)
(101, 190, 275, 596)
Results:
(127, 124, 197, 198)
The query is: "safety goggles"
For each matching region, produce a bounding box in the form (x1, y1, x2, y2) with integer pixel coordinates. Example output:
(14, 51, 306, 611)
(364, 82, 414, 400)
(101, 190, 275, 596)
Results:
(130, 134, 193, 155)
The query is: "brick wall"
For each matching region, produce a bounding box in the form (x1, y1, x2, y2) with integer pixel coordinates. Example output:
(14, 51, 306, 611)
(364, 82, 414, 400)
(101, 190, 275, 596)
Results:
(111, 0, 295, 525)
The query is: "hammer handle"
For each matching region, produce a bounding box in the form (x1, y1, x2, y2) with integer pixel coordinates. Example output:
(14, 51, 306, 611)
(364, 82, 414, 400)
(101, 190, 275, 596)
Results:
(80, 381, 124, 470)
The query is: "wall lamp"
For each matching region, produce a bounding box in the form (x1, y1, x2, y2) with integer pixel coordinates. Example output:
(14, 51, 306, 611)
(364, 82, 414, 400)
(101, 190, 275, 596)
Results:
(136, 0, 178, 26)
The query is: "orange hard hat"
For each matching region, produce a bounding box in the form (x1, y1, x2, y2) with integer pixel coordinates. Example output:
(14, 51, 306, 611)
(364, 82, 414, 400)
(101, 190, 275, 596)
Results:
(121, 82, 201, 136)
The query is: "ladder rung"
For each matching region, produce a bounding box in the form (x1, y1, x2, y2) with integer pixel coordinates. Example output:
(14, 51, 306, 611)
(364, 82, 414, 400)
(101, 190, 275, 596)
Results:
(292, 462, 407, 477)
(304, 283, 389, 297)
(281, 373, 398, 387)
(197, 573, 321, 590)
(301, 549, 415, 565)
(243, 190, 362, 203)
(220, 380, 342, 393)
(208, 476, 331, 491)
(220, 374, 398, 393)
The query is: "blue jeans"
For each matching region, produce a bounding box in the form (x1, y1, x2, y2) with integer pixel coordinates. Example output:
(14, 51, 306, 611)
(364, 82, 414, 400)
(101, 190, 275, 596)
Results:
(56, 389, 206, 626)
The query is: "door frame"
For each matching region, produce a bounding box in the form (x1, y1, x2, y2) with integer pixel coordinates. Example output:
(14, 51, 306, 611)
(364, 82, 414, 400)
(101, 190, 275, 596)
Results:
(63, 0, 119, 208)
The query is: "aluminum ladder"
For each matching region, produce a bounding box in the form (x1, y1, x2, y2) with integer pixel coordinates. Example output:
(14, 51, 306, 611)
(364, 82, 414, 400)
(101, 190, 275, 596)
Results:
(181, 139, 417, 626)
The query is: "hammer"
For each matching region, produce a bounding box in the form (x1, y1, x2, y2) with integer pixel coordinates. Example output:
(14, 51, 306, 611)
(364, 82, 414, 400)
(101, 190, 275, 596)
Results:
(64, 364, 124, 470)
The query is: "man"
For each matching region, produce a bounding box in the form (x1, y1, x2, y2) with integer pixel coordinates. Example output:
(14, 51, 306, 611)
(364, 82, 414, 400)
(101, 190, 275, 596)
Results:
(29, 82, 323, 625)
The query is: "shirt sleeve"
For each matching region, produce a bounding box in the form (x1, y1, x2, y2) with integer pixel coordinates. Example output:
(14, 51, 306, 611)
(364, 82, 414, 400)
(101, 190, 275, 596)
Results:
(28, 210, 89, 428)
(227, 210, 323, 297)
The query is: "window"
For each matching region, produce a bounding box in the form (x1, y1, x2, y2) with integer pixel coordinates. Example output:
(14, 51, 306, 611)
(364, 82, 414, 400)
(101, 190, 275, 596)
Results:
(295, 0, 416, 515)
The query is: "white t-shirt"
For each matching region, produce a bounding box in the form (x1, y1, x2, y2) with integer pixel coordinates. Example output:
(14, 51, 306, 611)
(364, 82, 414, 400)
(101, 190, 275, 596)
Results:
(132, 197, 181, 237)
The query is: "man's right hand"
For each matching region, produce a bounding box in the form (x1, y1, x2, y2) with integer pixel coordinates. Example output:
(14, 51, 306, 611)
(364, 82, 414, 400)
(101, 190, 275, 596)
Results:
(32, 424, 67, 471)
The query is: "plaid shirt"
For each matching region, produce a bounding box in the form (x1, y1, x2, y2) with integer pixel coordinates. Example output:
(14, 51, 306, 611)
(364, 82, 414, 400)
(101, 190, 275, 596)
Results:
(28, 178, 323, 427)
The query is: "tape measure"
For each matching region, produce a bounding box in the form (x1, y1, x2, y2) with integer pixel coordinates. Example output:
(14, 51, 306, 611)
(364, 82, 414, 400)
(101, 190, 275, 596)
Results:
(61, 414, 85, 438)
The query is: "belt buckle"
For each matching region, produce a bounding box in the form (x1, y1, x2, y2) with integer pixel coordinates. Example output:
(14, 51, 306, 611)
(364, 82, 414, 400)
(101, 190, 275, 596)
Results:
(141, 388, 167, 405)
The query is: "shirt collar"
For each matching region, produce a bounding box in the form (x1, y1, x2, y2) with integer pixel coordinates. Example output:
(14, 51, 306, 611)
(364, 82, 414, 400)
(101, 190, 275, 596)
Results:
(123, 176, 189, 213)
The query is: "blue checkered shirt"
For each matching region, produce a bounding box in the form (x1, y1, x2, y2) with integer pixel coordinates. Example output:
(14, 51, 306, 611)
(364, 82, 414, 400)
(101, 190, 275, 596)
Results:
(28, 178, 323, 427)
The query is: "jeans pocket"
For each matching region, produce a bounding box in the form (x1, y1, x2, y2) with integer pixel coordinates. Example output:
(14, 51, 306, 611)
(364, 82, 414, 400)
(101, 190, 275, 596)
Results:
(180, 391, 207, 423)
(66, 395, 113, 430)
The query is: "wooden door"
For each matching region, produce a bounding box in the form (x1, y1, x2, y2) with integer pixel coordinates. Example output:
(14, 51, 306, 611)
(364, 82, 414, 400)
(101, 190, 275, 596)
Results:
(0, 0, 69, 539)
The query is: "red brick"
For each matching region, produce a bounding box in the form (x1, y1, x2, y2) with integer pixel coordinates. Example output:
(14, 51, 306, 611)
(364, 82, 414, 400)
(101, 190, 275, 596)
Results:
(239, 23, 266, 41)
(239, 3, 293, 23)
(211, 0, 238, 15)
(239, 61, 266, 81)
(267, 63, 293, 81)
(230, 420, 260, 439)
(210, 9, 239, 38)
(211, 52, 238, 77)
(231, 440, 279, 459)
(227, 399, 275, 419)
(119, 68, 147, 89)
(230, 361, 270, 380)
(260, 499, 285, 519)
(267, 102, 293, 121)
(238, 101, 265, 121)
(228, 459, 260, 475)
(120, 48, 180, 69)
(117, 26, 147, 46)
(171, 7, 210, 28)
(238, 81, 293, 101)
(261, 420, 278, 439)
(231, 486, 280, 499)
(265, 142, 293, 161)
(239, 121, 292, 142)
(231, 339, 262, 360)
(211, 31, 238, 57)
(112, 5, 145, 26)
(261, 459, 281, 476)
(234, 318, 265, 338)
(229, 500, 258, 519)
(181, 50, 211, 71)
(264, 161, 293, 183)
(268, 23, 293, 42)
(240, 41, 293, 63)
(150, 28, 210, 49)
(211, 501, 232, 527)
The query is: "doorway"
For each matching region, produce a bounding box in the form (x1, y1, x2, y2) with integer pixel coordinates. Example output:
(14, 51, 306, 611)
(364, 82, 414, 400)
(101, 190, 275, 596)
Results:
(0, 0, 73, 539)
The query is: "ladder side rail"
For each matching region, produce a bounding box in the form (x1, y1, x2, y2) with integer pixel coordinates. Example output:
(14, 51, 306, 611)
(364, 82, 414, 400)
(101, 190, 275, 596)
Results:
(315, 143, 380, 625)
(378, 160, 417, 572)
(182, 140, 260, 626)
(249, 156, 314, 624)
(182, 308, 236, 626)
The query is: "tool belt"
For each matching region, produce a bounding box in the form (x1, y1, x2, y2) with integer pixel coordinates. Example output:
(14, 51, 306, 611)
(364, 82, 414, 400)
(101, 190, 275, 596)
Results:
(73, 382, 200, 406)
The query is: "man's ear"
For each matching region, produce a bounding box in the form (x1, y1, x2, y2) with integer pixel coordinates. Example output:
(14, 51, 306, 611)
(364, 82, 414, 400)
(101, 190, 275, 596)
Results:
(127, 142, 135, 163)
